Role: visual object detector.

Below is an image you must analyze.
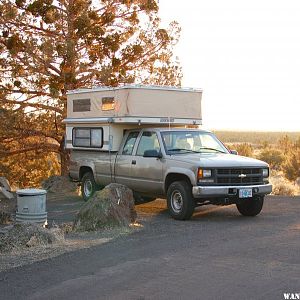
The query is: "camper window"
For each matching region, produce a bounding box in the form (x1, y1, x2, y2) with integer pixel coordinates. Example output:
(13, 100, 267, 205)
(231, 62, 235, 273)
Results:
(73, 99, 91, 112)
(102, 97, 115, 111)
(72, 127, 103, 148)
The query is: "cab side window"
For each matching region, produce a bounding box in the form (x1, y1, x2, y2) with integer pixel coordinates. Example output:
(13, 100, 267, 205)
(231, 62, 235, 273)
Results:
(122, 132, 139, 155)
(136, 132, 160, 156)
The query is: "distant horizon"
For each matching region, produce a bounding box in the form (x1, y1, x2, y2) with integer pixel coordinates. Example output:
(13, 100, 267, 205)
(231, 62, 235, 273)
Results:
(209, 128, 300, 133)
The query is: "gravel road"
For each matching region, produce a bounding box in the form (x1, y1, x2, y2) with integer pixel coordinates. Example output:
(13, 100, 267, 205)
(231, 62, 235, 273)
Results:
(0, 195, 299, 300)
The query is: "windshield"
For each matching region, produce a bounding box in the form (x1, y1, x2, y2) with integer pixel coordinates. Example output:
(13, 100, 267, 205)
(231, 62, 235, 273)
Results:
(161, 131, 228, 154)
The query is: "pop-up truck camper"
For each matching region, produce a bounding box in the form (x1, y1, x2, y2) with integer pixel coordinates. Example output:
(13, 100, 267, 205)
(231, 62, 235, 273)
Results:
(65, 85, 272, 220)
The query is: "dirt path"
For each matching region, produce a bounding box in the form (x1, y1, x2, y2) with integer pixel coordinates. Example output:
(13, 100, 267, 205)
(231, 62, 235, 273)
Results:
(0, 196, 300, 300)
(0, 191, 140, 272)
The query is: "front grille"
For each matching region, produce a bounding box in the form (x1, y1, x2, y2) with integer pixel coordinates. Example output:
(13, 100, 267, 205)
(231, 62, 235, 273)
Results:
(215, 168, 263, 185)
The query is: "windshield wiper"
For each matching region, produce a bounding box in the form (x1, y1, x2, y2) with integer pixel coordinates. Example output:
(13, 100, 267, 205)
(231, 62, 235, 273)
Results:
(167, 148, 201, 154)
(168, 148, 226, 154)
(198, 147, 226, 153)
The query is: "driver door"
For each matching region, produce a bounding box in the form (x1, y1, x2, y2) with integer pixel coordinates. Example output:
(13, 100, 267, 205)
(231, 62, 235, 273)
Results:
(129, 131, 164, 195)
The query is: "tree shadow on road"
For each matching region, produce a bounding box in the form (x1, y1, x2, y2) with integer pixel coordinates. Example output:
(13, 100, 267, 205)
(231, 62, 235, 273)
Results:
(136, 198, 270, 225)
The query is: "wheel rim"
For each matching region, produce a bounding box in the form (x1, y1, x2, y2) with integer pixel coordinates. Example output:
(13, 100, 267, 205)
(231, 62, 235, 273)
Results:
(170, 190, 183, 213)
(83, 179, 93, 197)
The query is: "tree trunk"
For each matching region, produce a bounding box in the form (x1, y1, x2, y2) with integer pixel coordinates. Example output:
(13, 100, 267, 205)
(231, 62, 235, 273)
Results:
(59, 136, 70, 176)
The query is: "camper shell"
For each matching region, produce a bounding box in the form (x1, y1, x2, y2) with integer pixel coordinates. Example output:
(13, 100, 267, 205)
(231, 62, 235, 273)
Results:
(64, 85, 202, 151)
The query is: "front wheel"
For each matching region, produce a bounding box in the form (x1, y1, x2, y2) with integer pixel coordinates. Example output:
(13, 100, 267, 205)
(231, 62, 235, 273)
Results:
(81, 172, 97, 201)
(167, 181, 195, 220)
(236, 196, 264, 216)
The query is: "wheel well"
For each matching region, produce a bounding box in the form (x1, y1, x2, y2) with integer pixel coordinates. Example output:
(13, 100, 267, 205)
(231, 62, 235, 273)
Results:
(79, 166, 93, 180)
(165, 173, 192, 192)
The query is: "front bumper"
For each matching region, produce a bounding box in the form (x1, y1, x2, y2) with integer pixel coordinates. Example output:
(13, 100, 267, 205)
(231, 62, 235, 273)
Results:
(192, 184, 272, 198)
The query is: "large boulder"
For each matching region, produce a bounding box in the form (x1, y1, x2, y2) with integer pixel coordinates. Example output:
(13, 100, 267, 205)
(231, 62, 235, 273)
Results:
(73, 184, 137, 231)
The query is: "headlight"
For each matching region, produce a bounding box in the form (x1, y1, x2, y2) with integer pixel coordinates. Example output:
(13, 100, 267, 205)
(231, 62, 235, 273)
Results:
(198, 168, 212, 178)
(262, 168, 269, 177)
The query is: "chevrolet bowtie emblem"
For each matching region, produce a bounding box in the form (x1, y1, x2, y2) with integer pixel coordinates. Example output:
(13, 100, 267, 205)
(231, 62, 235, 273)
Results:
(239, 174, 247, 178)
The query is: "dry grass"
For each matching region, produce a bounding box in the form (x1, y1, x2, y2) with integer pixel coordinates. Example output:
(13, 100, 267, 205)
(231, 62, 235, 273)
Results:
(270, 172, 300, 196)
(214, 131, 300, 145)
(0, 225, 137, 272)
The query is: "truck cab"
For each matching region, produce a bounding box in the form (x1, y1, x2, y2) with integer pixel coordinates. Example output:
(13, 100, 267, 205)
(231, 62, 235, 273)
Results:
(70, 127, 272, 220)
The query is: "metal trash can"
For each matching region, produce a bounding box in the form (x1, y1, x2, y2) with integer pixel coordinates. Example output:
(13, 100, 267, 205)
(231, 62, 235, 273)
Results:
(16, 189, 47, 225)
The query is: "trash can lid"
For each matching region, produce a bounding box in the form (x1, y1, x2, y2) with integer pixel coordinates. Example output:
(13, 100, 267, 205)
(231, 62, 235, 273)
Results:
(16, 189, 47, 196)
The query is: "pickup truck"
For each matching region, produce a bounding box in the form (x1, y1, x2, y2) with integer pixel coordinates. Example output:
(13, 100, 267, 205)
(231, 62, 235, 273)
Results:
(69, 128, 272, 220)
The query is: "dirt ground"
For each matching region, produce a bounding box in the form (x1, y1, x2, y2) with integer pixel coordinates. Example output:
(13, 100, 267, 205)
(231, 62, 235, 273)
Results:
(0, 196, 16, 222)
(0, 188, 142, 272)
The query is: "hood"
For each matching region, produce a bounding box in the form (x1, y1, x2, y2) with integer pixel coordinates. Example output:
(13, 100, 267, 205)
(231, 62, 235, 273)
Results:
(168, 153, 269, 168)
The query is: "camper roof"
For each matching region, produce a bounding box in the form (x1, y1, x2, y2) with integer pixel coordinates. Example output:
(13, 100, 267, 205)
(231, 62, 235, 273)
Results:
(67, 84, 202, 95)
(65, 85, 202, 126)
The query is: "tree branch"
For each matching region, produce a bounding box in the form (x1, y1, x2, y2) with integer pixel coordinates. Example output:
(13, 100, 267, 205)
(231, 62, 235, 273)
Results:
(0, 144, 60, 156)
(1, 98, 63, 114)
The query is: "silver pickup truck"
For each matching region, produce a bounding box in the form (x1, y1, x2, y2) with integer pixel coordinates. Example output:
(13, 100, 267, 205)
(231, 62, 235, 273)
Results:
(70, 128, 272, 220)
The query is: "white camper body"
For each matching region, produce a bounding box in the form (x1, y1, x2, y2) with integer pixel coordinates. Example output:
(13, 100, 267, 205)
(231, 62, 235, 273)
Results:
(64, 85, 202, 151)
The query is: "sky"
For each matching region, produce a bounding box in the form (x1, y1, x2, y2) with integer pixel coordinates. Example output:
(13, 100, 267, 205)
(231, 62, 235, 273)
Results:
(159, 0, 300, 131)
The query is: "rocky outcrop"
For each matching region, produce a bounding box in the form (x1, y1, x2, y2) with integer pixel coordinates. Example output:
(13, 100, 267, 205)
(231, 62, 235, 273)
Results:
(73, 184, 137, 231)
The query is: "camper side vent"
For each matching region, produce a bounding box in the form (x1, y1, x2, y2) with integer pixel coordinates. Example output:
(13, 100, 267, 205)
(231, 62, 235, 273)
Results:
(102, 97, 115, 111)
(73, 99, 91, 112)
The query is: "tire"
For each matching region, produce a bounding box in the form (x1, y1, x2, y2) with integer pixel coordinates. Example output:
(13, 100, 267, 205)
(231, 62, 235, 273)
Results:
(167, 181, 195, 220)
(81, 172, 97, 201)
(236, 196, 264, 216)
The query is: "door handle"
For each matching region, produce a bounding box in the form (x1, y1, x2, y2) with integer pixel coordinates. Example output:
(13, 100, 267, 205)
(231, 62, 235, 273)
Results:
(132, 160, 136, 165)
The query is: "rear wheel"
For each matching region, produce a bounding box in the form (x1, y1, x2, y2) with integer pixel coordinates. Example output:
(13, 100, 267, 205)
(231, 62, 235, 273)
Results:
(81, 172, 97, 201)
(236, 196, 264, 216)
(167, 181, 195, 220)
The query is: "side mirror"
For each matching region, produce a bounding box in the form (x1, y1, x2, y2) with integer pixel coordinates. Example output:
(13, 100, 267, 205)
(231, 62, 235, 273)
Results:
(230, 150, 238, 155)
(143, 149, 162, 158)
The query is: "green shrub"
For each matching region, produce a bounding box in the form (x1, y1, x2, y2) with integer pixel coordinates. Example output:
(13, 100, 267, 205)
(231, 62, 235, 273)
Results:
(283, 150, 300, 181)
(294, 137, 300, 149)
(277, 135, 293, 154)
(230, 143, 253, 157)
(257, 148, 285, 170)
(271, 174, 300, 196)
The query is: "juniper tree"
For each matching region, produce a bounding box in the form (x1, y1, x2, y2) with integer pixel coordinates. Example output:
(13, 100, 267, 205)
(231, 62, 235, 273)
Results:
(0, 0, 182, 176)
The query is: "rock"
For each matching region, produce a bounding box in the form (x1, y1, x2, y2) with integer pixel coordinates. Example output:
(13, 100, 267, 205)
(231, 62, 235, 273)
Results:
(0, 177, 14, 200)
(0, 177, 11, 192)
(0, 187, 14, 200)
(73, 184, 137, 231)
(26, 235, 38, 247)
